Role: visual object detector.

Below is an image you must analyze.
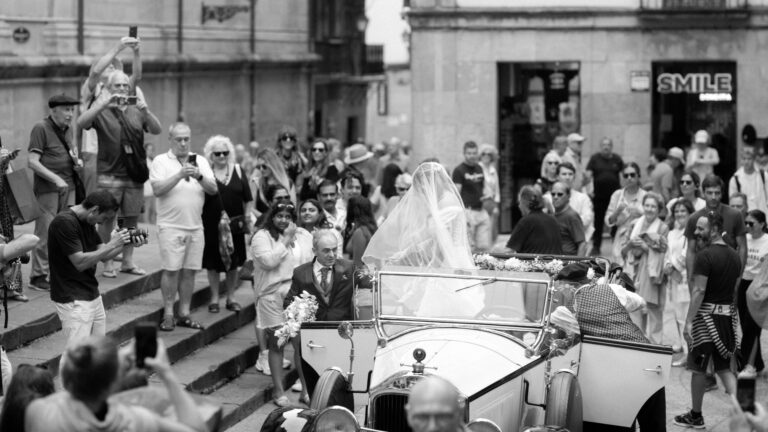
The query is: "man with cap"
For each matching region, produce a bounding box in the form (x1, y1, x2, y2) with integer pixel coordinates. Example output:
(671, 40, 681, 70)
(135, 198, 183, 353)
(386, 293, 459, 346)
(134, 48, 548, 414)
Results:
(563, 132, 586, 190)
(728, 143, 768, 215)
(26, 94, 82, 293)
(650, 147, 685, 203)
(686, 129, 720, 182)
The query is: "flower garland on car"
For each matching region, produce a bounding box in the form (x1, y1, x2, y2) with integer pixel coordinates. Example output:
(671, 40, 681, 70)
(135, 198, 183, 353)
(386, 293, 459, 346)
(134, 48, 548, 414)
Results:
(473, 254, 565, 276)
(275, 291, 319, 347)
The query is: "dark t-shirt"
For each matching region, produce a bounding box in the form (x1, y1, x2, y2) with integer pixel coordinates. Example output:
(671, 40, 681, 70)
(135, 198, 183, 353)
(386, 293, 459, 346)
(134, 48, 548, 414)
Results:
(684, 203, 746, 250)
(554, 207, 585, 255)
(693, 243, 741, 304)
(49, 209, 102, 303)
(90, 107, 148, 176)
(586, 153, 623, 200)
(506, 210, 563, 254)
(28, 117, 75, 194)
(452, 162, 484, 209)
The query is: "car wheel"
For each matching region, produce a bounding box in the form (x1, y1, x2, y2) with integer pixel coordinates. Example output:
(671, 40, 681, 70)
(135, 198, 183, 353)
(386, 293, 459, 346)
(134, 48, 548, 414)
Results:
(544, 372, 583, 432)
(310, 368, 354, 412)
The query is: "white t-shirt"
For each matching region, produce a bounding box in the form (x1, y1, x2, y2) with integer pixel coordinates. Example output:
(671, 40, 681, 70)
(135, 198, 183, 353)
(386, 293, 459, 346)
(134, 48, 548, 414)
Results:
(150, 151, 213, 230)
(745, 233, 768, 280)
(729, 167, 768, 215)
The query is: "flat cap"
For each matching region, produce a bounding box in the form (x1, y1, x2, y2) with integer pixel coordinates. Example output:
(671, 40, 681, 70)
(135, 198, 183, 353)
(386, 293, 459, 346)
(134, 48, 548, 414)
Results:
(48, 94, 79, 108)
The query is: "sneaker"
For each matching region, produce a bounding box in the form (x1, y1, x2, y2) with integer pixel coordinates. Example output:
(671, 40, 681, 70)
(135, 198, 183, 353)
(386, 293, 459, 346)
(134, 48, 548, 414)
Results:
(29, 276, 50, 291)
(704, 374, 718, 392)
(673, 411, 705, 429)
(255, 351, 271, 376)
(282, 358, 292, 369)
(291, 380, 303, 392)
(740, 364, 758, 378)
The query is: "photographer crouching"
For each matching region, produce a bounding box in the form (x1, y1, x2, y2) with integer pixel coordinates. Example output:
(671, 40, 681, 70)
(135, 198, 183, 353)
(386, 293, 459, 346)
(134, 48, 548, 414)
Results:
(48, 191, 146, 357)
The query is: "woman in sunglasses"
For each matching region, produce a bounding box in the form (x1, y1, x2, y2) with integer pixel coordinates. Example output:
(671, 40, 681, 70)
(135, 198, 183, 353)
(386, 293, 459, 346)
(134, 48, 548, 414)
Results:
(605, 162, 647, 264)
(275, 126, 307, 184)
(738, 209, 768, 375)
(250, 202, 312, 406)
(296, 139, 339, 202)
(251, 148, 296, 220)
(666, 170, 705, 217)
(537, 152, 561, 213)
(380, 173, 412, 222)
(201, 135, 254, 314)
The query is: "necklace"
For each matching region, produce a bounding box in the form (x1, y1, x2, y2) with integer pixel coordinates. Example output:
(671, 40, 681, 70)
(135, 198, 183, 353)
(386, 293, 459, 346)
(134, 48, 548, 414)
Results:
(214, 165, 230, 184)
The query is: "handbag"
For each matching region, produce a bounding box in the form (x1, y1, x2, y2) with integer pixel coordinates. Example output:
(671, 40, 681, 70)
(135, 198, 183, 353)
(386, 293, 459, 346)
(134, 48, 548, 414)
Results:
(46, 118, 86, 203)
(3, 169, 43, 224)
(218, 210, 235, 271)
(114, 110, 149, 184)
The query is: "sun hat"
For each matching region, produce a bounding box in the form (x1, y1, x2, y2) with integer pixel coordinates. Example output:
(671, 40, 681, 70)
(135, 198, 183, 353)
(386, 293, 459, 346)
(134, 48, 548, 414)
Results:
(344, 144, 373, 165)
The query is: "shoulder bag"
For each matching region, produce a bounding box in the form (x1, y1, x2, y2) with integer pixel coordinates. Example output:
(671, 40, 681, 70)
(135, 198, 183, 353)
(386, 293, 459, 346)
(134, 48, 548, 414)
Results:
(114, 110, 149, 183)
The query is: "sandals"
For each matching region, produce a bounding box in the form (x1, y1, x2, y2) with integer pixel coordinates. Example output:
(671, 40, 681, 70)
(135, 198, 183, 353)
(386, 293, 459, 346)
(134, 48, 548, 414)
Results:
(159, 315, 175, 332)
(120, 266, 147, 276)
(101, 269, 117, 278)
(208, 303, 220, 313)
(177, 315, 204, 330)
(226, 301, 242, 312)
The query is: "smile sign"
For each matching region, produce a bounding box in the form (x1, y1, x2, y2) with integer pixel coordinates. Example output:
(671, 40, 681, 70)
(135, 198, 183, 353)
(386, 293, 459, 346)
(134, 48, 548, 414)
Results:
(656, 73, 732, 94)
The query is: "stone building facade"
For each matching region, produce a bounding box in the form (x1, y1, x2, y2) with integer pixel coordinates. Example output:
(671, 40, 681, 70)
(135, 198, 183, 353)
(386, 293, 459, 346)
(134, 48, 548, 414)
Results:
(408, 0, 768, 232)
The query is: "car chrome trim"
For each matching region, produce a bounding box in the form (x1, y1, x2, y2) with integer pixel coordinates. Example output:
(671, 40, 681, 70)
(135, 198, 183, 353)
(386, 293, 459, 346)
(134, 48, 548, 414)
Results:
(379, 322, 540, 350)
(582, 335, 675, 354)
(467, 355, 547, 402)
(301, 320, 376, 330)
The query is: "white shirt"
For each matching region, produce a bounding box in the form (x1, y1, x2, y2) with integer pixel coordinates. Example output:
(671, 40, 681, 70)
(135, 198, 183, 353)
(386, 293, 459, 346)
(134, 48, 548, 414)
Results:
(570, 189, 594, 240)
(150, 150, 213, 230)
(686, 146, 719, 180)
(729, 167, 768, 215)
(745, 233, 768, 281)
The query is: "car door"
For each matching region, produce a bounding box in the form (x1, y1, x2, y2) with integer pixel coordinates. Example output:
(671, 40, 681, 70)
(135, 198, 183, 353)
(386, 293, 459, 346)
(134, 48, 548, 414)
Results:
(300, 320, 378, 392)
(577, 336, 673, 427)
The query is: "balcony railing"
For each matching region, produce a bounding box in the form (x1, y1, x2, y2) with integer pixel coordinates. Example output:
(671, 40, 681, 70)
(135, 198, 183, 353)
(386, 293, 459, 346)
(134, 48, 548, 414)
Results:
(640, 0, 748, 10)
(364, 44, 384, 75)
(315, 41, 384, 77)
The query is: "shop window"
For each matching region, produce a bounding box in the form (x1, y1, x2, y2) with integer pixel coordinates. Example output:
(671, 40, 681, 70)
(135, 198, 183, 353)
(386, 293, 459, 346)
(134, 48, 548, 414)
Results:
(497, 62, 581, 233)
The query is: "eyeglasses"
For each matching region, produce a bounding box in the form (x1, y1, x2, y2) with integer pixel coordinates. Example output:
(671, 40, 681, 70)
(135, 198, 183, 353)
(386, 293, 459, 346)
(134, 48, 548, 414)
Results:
(551, 192, 566, 197)
(623, 172, 638, 179)
(274, 195, 291, 202)
(213, 151, 229, 157)
(746, 221, 755, 227)
(279, 134, 297, 142)
(680, 180, 694, 185)
(547, 161, 559, 165)
(311, 147, 326, 153)
(257, 164, 269, 170)
(275, 203, 295, 212)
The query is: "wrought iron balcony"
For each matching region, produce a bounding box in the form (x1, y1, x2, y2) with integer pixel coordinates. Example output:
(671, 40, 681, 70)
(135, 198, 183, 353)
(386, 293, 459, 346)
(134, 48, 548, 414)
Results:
(640, 0, 748, 11)
(639, 0, 749, 24)
(364, 44, 384, 75)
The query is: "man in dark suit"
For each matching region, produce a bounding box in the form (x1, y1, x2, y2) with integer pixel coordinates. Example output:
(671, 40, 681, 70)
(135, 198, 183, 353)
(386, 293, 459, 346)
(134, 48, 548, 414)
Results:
(284, 229, 355, 402)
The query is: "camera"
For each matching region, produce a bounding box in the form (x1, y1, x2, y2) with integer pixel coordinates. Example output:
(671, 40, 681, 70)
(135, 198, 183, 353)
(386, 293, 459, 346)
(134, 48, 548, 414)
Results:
(126, 227, 149, 243)
(9, 253, 30, 265)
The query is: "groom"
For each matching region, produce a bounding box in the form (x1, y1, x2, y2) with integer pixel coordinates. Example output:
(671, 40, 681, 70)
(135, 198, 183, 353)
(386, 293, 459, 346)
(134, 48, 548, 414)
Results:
(284, 229, 355, 400)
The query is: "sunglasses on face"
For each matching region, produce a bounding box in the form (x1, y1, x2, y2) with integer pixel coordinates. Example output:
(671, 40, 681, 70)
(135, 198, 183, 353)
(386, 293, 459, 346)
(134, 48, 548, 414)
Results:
(275, 203, 295, 212)
(623, 172, 637, 179)
(311, 147, 326, 153)
(280, 134, 297, 142)
(213, 151, 230, 157)
(274, 195, 291, 202)
(680, 180, 694, 185)
(746, 221, 755, 227)
(547, 161, 559, 165)
(257, 164, 269, 170)
(551, 192, 566, 197)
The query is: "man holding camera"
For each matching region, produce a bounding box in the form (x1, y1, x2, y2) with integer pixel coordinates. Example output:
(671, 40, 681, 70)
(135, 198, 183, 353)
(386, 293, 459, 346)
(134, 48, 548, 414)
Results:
(77, 70, 161, 278)
(27, 94, 82, 293)
(151, 122, 217, 332)
(49, 191, 145, 350)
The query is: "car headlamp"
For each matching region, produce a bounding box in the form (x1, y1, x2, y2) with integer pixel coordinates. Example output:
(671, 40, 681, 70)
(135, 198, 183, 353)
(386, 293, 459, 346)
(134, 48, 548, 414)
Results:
(314, 406, 360, 432)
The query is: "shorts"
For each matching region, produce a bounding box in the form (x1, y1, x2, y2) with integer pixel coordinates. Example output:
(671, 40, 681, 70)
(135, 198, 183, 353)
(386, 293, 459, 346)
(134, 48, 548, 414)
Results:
(687, 343, 733, 374)
(97, 174, 144, 217)
(157, 226, 204, 271)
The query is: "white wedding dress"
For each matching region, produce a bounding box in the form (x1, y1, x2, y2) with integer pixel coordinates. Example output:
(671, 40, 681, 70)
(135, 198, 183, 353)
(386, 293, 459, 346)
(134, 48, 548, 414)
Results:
(363, 162, 485, 317)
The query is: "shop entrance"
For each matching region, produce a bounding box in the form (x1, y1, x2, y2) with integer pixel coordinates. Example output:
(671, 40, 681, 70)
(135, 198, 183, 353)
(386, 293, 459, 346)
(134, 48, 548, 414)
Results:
(651, 61, 737, 181)
(497, 62, 581, 233)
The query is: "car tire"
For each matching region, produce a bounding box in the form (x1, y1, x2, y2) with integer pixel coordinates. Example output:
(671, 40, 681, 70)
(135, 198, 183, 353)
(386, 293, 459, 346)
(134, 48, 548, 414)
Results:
(545, 372, 583, 432)
(310, 368, 354, 412)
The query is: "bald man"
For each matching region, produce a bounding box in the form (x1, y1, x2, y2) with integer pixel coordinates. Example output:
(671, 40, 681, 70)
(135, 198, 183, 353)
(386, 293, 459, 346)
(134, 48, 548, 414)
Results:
(406, 376, 469, 432)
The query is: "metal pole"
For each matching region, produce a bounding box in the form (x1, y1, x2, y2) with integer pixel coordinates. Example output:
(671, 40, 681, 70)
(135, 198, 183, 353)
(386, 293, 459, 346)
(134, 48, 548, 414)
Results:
(177, 0, 184, 121)
(77, 0, 84, 55)
(249, 0, 256, 141)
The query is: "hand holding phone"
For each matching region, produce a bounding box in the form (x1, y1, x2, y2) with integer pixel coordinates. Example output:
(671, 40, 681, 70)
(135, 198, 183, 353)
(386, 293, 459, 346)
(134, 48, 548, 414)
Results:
(134, 322, 158, 368)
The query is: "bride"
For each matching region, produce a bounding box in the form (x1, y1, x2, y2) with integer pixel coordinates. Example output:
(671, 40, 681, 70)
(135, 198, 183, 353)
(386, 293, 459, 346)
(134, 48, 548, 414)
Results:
(363, 162, 484, 317)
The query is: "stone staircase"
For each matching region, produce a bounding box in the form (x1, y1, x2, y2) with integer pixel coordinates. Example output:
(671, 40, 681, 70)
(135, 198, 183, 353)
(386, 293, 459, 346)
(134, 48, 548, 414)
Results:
(3, 223, 296, 431)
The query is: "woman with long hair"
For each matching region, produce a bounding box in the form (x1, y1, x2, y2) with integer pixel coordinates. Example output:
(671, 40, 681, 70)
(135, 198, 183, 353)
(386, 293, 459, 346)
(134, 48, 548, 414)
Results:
(666, 170, 705, 216)
(24, 335, 205, 431)
(739, 209, 768, 374)
(505, 185, 563, 254)
(275, 126, 307, 184)
(369, 162, 403, 223)
(250, 202, 312, 406)
(0, 364, 54, 432)
(605, 162, 647, 265)
(296, 139, 339, 202)
(343, 196, 378, 269)
(622, 193, 668, 344)
(297, 199, 343, 257)
(251, 148, 296, 219)
(201, 135, 254, 313)
(664, 198, 695, 365)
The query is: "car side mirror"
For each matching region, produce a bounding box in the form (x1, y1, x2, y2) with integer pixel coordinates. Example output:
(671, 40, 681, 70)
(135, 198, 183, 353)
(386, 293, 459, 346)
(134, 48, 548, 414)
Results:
(338, 321, 354, 339)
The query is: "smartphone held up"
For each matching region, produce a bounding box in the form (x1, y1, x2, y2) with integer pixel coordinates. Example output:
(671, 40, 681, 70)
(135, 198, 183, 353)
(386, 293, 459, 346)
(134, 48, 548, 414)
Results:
(134, 322, 157, 369)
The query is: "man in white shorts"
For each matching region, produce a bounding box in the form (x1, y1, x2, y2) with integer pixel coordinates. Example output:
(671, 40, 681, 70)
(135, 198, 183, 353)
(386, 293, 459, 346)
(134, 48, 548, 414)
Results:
(150, 122, 217, 331)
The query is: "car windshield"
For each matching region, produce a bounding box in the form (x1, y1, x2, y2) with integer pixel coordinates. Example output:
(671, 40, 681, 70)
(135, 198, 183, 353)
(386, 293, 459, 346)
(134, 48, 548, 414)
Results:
(377, 268, 551, 326)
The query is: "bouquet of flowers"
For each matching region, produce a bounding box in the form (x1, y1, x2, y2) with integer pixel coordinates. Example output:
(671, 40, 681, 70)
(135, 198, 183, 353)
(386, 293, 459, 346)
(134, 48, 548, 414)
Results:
(275, 291, 319, 347)
(474, 254, 565, 276)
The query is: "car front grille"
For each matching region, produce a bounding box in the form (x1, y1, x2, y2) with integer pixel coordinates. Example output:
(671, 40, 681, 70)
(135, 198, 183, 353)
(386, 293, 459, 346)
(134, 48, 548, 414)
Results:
(372, 393, 412, 432)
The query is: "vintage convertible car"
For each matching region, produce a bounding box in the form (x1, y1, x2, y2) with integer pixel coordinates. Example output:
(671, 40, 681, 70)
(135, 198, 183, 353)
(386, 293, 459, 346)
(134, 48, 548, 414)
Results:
(294, 257, 672, 432)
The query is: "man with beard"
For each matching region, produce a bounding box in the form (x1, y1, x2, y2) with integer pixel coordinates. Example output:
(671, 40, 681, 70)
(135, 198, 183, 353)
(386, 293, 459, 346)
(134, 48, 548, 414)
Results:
(674, 211, 740, 429)
(317, 179, 346, 232)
